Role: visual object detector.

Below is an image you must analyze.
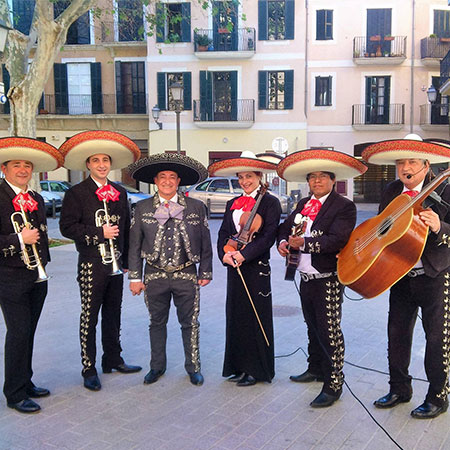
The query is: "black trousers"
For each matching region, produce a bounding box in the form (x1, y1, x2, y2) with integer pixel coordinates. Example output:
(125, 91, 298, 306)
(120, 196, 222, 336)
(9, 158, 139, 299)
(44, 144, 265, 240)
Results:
(299, 275, 345, 395)
(77, 257, 124, 378)
(387, 271, 449, 407)
(0, 266, 47, 404)
(143, 266, 200, 374)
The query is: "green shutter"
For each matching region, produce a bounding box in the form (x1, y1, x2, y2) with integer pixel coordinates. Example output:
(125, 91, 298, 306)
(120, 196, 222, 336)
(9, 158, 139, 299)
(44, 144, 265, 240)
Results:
(384, 77, 391, 123)
(258, 71, 267, 109)
(199, 71, 212, 121)
(2, 65, 10, 114)
(115, 61, 123, 113)
(90, 62, 102, 114)
(53, 63, 68, 114)
(156, 3, 165, 42)
(284, 70, 294, 109)
(285, 0, 295, 40)
(316, 10, 325, 40)
(157, 72, 166, 110)
(183, 72, 192, 110)
(258, 0, 268, 40)
(230, 71, 238, 120)
(327, 76, 332, 106)
(181, 3, 191, 42)
(315, 76, 320, 106)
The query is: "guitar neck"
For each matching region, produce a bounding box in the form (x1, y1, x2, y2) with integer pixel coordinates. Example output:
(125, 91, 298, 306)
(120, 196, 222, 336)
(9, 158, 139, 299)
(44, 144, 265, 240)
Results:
(412, 168, 450, 208)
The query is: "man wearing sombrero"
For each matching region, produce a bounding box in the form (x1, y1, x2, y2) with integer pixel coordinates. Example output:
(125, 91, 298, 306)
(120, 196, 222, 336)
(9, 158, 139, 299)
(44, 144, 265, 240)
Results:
(277, 149, 367, 407)
(59, 131, 142, 392)
(0, 137, 63, 413)
(127, 153, 212, 386)
(363, 134, 450, 419)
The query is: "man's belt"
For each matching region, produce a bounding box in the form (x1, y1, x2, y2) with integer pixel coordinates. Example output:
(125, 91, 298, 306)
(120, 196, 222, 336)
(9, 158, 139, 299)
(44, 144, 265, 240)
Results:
(149, 261, 193, 273)
(300, 271, 337, 282)
(406, 268, 425, 277)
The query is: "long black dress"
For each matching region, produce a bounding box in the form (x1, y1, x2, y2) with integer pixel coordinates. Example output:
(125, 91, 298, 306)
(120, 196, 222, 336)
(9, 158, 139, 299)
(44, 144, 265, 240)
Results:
(217, 192, 281, 382)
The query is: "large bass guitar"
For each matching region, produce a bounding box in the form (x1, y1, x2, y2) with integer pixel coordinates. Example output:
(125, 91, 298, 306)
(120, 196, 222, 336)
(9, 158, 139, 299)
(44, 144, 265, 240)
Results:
(337, 168, 450, 298)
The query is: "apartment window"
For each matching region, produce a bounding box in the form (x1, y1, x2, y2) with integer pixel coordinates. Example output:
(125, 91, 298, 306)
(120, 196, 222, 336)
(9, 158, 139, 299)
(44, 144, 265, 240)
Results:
(157, 72, 192, 111)
(315, 76, 332, 106)
(54, 1, 90, 44)
(258, 70, 294, 110)
(156, 3, 191, 43)
(115, 61, 146, 113)
(258, 0, 294, 40)
(118, 0, 144, 41)
(12, 0, 34, 34)
(434, 10, 450, 38)
(316, 10, 333, 40)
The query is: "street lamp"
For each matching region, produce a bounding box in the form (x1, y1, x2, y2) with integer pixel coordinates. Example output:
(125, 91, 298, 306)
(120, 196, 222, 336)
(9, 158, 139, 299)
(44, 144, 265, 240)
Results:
(151, 104, 162, 130)
(426, 84, 437, 103)
(170, 81, 184, 154)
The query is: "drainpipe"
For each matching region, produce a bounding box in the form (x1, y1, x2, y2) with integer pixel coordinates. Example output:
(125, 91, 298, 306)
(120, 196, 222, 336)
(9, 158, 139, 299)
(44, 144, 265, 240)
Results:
(304, 0, 309, 125)
(410, 0, 415, 133)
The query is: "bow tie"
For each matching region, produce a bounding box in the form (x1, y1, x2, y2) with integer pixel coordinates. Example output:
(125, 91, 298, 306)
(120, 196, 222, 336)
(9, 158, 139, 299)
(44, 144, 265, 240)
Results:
(301, 198, 322, 221)
(153, 200, 184, 225)
(12, 192, 38, 213)
(404, 190, 419, 198)
(231, 196, 256, 212)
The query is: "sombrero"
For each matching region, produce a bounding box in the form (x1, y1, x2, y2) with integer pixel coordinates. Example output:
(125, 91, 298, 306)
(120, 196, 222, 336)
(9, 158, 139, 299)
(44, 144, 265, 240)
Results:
(362, 134, 450, 165)
(255, 152, 283, 165)
(60, 131, 141, 171)
(208, 151, 277, 177)
(128, 153, 208, 186)
(0, 137, 63, 172)
(277, 149, 367, 182)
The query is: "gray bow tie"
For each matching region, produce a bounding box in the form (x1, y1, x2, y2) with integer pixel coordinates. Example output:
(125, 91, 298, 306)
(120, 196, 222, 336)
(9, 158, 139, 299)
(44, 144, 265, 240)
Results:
(153, 201, 184, 225)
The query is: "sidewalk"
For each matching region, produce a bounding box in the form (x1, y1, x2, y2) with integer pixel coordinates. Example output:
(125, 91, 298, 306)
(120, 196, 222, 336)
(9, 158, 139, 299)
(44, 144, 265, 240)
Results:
(0, 206, 449, 450)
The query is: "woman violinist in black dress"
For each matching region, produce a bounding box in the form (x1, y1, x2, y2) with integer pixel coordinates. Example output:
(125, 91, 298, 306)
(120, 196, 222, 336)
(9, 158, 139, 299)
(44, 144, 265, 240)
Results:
(209, 152, 281, 386)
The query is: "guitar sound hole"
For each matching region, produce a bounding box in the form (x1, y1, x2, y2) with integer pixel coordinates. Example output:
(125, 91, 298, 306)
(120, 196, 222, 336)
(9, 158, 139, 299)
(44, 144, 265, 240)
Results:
(378, 217, 393, 236)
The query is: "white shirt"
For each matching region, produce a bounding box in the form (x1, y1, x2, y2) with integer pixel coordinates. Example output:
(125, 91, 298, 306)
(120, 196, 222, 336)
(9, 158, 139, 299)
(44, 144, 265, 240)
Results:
(232, 188, 258, 232)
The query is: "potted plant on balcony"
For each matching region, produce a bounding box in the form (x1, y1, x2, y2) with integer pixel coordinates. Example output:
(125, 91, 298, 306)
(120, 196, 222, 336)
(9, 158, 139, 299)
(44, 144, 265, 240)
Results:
(384, 34, 394, 41)
(440, 36, 450, 43)
(195, 34, 212, 51)
(369, 35, 381, 41)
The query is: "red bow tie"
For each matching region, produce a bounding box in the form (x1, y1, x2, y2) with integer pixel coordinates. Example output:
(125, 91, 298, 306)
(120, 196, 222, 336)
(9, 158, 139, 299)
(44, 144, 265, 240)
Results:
(96, 185, 120, 202)
(301, 198, 322, 221)
(404, 190, 419, 198)
(231, 196, 256, 212)
(12, 192, 38, 213)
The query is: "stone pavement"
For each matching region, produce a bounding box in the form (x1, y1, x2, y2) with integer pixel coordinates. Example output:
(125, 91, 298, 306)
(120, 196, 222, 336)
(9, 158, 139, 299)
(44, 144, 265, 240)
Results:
(0, 206, 449, 450)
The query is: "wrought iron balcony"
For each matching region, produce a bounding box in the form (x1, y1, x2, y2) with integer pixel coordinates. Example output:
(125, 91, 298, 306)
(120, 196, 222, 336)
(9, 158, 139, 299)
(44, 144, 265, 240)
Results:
(353, 36, 406, 63)
(193, 99, 254, 124)
(352, 104, 405, 126)
(419, 103, 449, 126)
(441, 50, 450, 88)
(421, 36, 450, 63)
(194, 28, 256, 56)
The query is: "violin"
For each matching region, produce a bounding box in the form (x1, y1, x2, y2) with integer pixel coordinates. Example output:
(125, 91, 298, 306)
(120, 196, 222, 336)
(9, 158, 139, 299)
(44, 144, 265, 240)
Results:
(224, 183, 268, 253)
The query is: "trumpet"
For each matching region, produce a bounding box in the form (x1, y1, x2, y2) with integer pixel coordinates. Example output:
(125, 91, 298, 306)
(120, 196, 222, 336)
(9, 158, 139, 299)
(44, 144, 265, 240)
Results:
(11, 203, 49, 283)
(95, 199, 123, 276)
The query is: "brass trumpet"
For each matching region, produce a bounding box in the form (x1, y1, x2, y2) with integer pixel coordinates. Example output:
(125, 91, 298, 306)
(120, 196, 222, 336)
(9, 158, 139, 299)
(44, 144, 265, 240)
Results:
(95, 199, 123, 276)
(11, 202, 49, 283)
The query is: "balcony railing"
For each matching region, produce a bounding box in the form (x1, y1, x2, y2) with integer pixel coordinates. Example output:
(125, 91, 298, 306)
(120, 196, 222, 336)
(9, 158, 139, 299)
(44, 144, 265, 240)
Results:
(419, 103, 449, 126)
(421, 36, 450, 59)
(440, 51, 450, 87)
(35, 94, 148, 115)
(193, 99, 255, 122)
(353, 36, 406, 58)
(194, 28, 256, 53)
(352, 104, 405, 126)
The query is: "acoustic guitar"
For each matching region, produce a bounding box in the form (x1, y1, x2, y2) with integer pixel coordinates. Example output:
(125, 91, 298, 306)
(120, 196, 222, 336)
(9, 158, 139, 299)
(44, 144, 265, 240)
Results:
(284, 213, 308, 281)
(337, 168, 450, 298)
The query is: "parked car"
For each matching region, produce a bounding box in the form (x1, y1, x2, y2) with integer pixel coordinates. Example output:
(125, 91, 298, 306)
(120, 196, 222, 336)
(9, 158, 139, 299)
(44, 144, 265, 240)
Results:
(185, 177, 293, 214)
(40, 180, 72, 199)
(40, 190, 63, 215)
(116, 182, 151, 208)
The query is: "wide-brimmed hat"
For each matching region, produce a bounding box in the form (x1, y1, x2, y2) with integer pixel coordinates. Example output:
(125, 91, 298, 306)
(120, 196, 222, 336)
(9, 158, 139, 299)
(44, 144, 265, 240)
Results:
(208, 151, 277, 177)
(60, 131, 141, 171)
(0, 137, 63, 172)
(255, 152, 283, 165)
(362, 134, 450, 165)
(128, 153, 208, 186)
(277, 149, 367, 181)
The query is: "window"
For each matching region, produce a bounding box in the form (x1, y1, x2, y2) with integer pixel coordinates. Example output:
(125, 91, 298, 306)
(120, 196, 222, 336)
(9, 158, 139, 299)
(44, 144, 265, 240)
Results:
(315, 76, 332, 106)
(157, 72, 192, 111)
(156, 3, 191, 43)
(195, 181, 210, 191)
(115, 61, 146, 113)
(208, 179, 230, 193)
(258, 70, 294, 110)
(12, 0, 34, 35)
(434, 10, 450, 38)
(231, 179, 244, 193)
(54, 1, 90, 44)
(316, 10, 333, 40)
(258, 0, 294, 41)
(118, 0, 144, 41)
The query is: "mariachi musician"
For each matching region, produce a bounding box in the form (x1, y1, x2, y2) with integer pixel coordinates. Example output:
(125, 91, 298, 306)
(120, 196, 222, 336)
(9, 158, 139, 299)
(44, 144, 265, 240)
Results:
(362, 135, 450, 419)
(0, 137, 63, 413)
(277, 150, 367, 407)
(211, 151, 281, 387)
(60, 131, 142, 392)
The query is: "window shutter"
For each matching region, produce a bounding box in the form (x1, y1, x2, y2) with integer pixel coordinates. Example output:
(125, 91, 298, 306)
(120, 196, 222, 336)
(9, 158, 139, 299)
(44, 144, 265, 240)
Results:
(77, 11, 91, 44)
(230, 71, 238, 121)
(315, 77, 320, 106)
(53, 63, 68, 114)
(327, 76, 332, 106)
(181, 3, 191, 42)
(156, 3, 165, 43)
(115, 61, 123, 113)
(258, 71, 267, 109)
(2, 65, 10, 114)
(13, 0, 34, 35)
(285, 0, 295, 40)
(327, 10, 333, 40)
(384, 76, 391, 122)
(183, 72, 192, 110)
(157, 72, 167, 110)
(258, 0, 268, 41)
(284, 70, 294, 109)
(316, 10, 325, 40)
(199, 71, 212, 120)
(90, 62, 102, 114)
